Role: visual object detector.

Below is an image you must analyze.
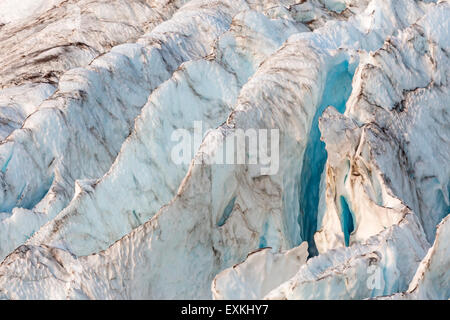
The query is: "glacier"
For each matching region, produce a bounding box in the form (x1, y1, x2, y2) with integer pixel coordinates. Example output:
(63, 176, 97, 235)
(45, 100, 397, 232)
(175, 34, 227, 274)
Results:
(0, 0, 448, 300)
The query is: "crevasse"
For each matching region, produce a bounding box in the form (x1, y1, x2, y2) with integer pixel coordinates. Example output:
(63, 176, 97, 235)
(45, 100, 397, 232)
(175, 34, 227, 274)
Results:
(298, 60, 354, 256)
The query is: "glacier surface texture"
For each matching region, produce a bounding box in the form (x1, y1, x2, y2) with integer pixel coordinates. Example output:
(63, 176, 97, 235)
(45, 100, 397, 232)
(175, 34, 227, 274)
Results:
(0, 0, 448, 300)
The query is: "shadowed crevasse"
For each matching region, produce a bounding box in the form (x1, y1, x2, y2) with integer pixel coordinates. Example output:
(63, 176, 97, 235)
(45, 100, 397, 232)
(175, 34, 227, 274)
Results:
(298, 61, 354, 257)
(340, 195, 355, 247)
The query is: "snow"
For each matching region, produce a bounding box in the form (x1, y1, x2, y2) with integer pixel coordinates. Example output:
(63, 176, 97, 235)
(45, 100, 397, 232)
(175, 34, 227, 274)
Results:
(0, 84, 56, 140)
(384, 215, 450, 300)
(0, 0, 245, 261)
(0, 0, 64, 25)
(212, 243, 309, 300)
(27, 5, 306, 257)
(0, 0, 447, 300)
(264, 213, 429, 299)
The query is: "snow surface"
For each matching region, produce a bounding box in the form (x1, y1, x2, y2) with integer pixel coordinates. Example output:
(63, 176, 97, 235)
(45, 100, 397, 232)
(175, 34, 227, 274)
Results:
(0, 0, 448, 300)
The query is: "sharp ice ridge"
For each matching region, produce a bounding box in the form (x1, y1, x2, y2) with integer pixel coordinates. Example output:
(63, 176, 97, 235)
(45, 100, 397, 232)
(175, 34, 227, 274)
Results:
(0, 0, 447, 300)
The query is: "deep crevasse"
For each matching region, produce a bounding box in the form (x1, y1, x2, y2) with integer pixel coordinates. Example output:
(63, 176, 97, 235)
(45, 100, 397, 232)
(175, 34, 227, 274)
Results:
(0, 0, 448, 300)
(298, 60, 355, 256)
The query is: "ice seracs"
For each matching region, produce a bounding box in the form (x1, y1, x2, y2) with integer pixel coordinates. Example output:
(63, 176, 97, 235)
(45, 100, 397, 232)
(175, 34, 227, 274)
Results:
(27, 8, 306, 256)
(0, 0, 448, 300)
(212, 243, 309, 300)
(316, 1, 450, 251)
(0, 0, 242, 261)
(0, 0, 188, 89)
(0, 83, 56, 140)
(216, 0, 449, 300)
(0, 0, 187, 140)
(263, 212, 429, 299)
(383, 215, 450, 300)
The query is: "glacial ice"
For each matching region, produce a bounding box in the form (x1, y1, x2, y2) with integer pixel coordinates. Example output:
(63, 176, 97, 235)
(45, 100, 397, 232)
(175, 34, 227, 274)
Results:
(383, 215, 450, 300)
(27, 8, 306, 257)
(0, 0, 448, 300)
(0, 0, 244, 260)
